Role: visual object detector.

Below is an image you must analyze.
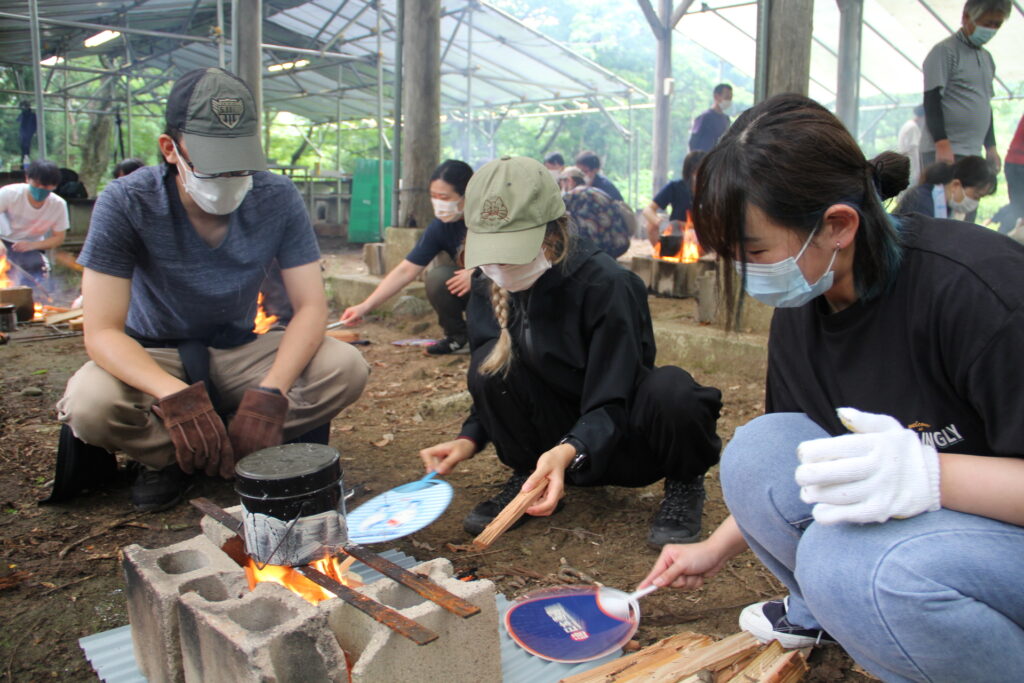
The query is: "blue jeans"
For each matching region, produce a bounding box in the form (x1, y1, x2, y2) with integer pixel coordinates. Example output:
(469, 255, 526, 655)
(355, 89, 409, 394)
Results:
(721, 413, 1024, 682)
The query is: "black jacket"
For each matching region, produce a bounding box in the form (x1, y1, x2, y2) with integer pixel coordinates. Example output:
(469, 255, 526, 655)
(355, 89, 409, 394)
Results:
(458, 238, 656, 483)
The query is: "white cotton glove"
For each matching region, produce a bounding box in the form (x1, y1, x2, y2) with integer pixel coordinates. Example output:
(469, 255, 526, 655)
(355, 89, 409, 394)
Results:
(794, 407, 941, 525)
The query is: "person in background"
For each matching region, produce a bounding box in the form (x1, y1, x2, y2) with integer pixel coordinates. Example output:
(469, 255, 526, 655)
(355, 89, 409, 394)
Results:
(113, 158, 146, 179)
(56, 67, 369, 511)
(17, 101, 36, 165)
(895, 156, 996, 221)
(921, 0, 1010, 172)
(641, 93, 1024, 681)
(574, 150, 624, 202)
(0, 158, 68, 287)
(340, 160, 475, 356)
(689, 84, 733, 153)
(643, 151, 705, 246)
(559, 166, 631, 259)
(543, 152, 565, 181)
(896, 105, 925, 187)
(419, 156, 722, 548)
(1005, 112, 1024, 227)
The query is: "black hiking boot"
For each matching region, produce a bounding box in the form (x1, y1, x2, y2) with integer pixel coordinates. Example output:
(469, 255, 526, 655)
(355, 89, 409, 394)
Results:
(131, 464, 191, 512)
(647, 475, 706, 548)
(463, 470, 564, 535)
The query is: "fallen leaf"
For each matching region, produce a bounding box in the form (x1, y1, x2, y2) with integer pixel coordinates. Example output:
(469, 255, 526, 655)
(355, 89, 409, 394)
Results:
(337, 425, 355, 432)
(410, 539, 435, 552)
(372, 433, 394, 448)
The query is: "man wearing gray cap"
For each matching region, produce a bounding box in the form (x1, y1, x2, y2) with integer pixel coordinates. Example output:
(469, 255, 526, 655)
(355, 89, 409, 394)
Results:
(55, 68, 369, 511)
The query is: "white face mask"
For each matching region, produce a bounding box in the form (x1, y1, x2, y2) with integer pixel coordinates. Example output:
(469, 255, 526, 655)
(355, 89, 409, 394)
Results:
(549, 169, 561, 182)
(948, 190, 979, 215)
(431, 197, 463, 223)
(480, 250, 552, 292)
(175, 144, 252, 215)
(719, 99, 733, 114)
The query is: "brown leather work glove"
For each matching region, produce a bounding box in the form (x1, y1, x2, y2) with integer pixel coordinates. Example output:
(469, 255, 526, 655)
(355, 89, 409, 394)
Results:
(228, 387, 290, 459)
(152, 382, 235, 479)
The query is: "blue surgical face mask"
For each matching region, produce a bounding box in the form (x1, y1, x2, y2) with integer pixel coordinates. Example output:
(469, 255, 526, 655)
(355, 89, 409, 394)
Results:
(736, 228, 839, 308)
(968, 25, 997, 47)
(28, 185, 50, 202)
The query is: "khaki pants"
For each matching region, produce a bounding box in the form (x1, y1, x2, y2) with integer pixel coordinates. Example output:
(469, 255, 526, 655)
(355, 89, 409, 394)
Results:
(56, 332, 370, 470)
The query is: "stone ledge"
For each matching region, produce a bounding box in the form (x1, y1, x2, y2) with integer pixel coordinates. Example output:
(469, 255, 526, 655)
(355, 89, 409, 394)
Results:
(653, 319, 768, 384)
(325, 273, 427, 312)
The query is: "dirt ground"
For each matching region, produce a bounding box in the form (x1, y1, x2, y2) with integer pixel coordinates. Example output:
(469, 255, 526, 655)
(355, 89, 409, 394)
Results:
(0, 248, 873, 682)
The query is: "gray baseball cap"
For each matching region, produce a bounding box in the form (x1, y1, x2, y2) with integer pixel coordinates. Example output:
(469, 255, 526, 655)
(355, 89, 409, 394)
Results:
(165, 67, 267, 174)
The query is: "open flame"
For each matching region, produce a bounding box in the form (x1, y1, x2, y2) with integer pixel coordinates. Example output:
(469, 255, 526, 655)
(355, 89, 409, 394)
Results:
(252, 293, 278, 334)
(652, 217, 702, 264)
(245, 553, 362, 604)
(0, 252, 11, 289)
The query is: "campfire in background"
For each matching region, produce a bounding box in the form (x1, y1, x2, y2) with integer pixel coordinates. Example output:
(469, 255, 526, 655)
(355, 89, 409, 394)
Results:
(245, 553, 363, 604)
(252, 292, 278, 334)
(652, 217, 701, 264)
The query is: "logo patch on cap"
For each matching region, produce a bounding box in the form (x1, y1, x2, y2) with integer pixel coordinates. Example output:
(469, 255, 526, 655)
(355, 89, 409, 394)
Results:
(480, 196, 509, 225)
(211, 97, 244, 129)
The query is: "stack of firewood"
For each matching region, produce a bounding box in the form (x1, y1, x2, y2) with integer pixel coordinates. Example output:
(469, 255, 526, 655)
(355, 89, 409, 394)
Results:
(561, 631, 808, 683)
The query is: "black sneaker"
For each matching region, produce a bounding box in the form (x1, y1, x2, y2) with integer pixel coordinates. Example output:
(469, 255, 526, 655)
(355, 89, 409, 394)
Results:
(646, 476, 706, 548)
(739, 597, 836, 649)
(426, 336, 469, 355)
(463, 472, 563, 535)
(131, 464, 191, 512)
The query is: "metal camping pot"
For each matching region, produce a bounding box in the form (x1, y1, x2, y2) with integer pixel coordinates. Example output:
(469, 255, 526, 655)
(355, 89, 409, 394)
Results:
(659, 234, 682, 258)
(0, 304, 16, 332)
(235, 443, 347, 567)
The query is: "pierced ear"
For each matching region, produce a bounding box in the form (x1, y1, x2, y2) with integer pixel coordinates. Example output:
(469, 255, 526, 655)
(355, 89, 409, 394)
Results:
(822, 203, 859, 249)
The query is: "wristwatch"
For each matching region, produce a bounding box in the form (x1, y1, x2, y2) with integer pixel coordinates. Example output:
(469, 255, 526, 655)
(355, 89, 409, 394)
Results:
(559, 436, 590, 473)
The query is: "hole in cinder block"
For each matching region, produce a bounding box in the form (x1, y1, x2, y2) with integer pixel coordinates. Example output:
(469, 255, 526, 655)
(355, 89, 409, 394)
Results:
(157, 548, 209, 575)
(372, 581, 429, 611)
(179, 575, 230, 602)
(270, 631, 333, 682)
(229, 597, 298, 632)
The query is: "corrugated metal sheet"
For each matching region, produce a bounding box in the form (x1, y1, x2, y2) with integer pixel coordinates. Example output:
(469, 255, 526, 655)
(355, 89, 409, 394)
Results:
(80, 548, 623, 682)
(673, 0, 1024, 103)
(0, 0, 645, 124)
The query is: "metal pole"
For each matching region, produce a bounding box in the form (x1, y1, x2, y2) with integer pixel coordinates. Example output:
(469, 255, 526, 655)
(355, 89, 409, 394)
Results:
(650, 0, 670, 193)
(124, 34, 134, 159)
(376, 1, 386, 235)
(230, 0, 239, 74)
(392, 0, 404, 228)
(217, 0, 226, 69)
(465, 4, 474, 162)
(28, 0, 46, 159)
(235, 0, 262, 119)
(627, 91, 634, 208)
(754, 0, 770, 102)
(835, 0, 863, 137)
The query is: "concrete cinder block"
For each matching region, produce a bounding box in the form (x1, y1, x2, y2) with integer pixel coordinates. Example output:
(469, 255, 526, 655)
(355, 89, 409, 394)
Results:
(122, 535, 247, 683)
(362, 243, 386, 275)
(324, 558, 500, 683)
(179, 581, 348, 683)
(630, 256, 654, 289)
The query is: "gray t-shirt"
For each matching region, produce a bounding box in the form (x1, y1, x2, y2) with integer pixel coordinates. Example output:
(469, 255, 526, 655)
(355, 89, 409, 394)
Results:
(79, 165, 320, 347)
(921, 31, 995, 156)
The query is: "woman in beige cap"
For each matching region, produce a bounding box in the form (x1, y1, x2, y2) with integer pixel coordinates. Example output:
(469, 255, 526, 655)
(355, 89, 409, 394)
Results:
(419, 155, 722, 548)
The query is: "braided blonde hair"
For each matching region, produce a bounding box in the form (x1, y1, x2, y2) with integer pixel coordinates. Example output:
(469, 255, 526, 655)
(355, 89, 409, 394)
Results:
(478, 217, 572, 376)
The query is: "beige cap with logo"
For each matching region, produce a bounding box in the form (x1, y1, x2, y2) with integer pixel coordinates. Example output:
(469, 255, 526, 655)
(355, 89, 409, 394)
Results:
(165, 67, 267, 174)
(463, 156, 566, 268)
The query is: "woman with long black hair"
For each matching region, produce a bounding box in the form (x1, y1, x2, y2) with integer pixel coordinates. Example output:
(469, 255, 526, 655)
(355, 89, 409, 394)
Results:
(640, 93, 1024, 681)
